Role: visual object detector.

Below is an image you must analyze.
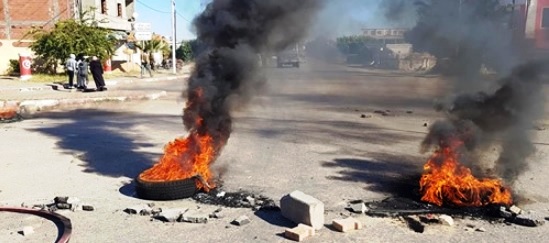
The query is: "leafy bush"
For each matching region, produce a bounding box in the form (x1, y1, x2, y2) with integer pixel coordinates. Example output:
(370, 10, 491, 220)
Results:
(7, 59, 20, 75)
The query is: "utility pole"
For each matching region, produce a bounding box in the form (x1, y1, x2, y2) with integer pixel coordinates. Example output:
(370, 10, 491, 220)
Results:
(171, 0, 177, 74)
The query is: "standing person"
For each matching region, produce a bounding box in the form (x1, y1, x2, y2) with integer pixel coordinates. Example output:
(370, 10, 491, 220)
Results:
(89, 56, 107, 91)
(65, 54, 77, 89)
(76, 55, 89, 90)
(140, 51, 153, 78)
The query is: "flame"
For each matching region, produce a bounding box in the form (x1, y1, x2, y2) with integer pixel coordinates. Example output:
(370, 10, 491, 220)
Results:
(419, 139, 512, 207)
(139, 133, 217, 191)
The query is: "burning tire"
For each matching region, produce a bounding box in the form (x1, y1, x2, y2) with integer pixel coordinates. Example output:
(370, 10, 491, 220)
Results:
(135, 177, 198, 201)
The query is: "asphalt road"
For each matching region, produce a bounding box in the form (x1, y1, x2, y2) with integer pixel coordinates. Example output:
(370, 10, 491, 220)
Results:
(1, 62, 549, 242)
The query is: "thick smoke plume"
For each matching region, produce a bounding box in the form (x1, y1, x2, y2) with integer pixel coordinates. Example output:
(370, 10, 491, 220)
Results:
(422, 61, 547, 185)
(183, 0, 320, 152)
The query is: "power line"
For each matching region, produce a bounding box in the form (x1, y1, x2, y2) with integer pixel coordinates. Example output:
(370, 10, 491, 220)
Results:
(136, 0, 170, 14)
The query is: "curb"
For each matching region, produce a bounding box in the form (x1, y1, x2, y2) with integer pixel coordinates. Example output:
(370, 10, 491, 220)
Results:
(1, 91, 167, 118)
(0, 74, 190, 93)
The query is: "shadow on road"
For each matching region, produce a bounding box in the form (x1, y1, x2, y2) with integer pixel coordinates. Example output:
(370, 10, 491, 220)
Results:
(322, 152, 424, 200)
(30, 109, 171, 179)
(235, 117, 420, 147)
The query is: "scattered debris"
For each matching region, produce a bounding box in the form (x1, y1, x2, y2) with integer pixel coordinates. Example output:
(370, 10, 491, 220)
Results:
(231, 215, 251, 226)
(423, 122, 428, 127)
(156, 208, 187, 222)
(475, 227, 486, 232)
(438, 214, 454, 226)
(181, 210, 209, 223)
(209, 208, 224, 219)
(374, 110, 391, 116)
(82, 205, 94, 211)
(280, 190, 325, 230)
(406, 111, 413, 114)
(349, 202, 368, 214)
(499, 206, 513, 218)
(332, 217, 363, 232)
(193, 188, 276, 210)
(19, 226, 34, 236)
(124, 205, 152, 215)
(509, 205, 522, 215)
(284, 223, 315, 242)
(402, 216, 424, 233)
(360, 114, 372, 118)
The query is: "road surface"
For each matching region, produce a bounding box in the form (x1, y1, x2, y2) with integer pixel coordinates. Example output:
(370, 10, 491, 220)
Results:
(1, 62, 548, 242)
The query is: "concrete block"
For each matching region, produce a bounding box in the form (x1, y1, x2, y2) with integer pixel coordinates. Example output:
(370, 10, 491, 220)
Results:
(332, 217, 362, 232)
(284, 224, 315, 242)
(280, 190, 325, 230)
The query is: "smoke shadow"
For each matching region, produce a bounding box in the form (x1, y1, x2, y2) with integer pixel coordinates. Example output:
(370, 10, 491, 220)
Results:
(29, 109, 172, 179)
(236, 117, 421, 147)
(322, 152, 424, 200)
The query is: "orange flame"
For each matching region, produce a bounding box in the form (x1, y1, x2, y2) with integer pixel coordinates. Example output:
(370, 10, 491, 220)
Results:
(420, 139, 512, 207)
(139, 133, 217, 191)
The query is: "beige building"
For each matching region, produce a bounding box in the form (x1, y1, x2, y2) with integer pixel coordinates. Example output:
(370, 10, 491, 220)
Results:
(0, 0, 135, 74)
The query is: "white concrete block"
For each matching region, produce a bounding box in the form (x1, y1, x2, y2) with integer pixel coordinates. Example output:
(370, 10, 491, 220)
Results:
(280, 190, 325, 230)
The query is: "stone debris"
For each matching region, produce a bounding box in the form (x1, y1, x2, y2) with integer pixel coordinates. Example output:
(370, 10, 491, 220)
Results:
(438, 214, 454, 226)
(231, 215, 251, 226)
(209, 208, 224, 219)
(82, 205, 94, 211)
(156, 208, 188, 222)
(499, 206, 513, 218)
(124, 205, 152, 215)
(181, 210, 209, 223)
(509, 205, 522, 215)
(216, 191, 226, 197)
(332, 217, 363, 232)
(244, 196, 256, 206)
(374, 110, 390, 116)
(284, 223, 315, 242)
(54, 196, 69, 204)
(280, 190, 325, 230)
(418, 214, 439, 224)
(475, 227, 486, 232)
(20, 226, 34, 236)
(349, 202, 368, 214)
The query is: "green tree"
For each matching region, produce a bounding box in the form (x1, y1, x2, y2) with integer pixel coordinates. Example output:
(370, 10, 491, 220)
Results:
(29, 13, 116, 74)
(176, 40, 193, 62)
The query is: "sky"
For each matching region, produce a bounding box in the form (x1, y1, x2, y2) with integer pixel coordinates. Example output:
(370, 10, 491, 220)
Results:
(135, 0, 416, 42)
(134, 0, 206, 42)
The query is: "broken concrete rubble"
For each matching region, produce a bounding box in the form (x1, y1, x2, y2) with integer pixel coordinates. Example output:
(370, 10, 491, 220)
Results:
(438, 214, 454, 226)
(280, 190, 324, 230)
(155, 208, 187, 222)
(349, 202, 368, 214)
(332, 217, 362, 232)
(284, 223, 315, 242)
(231, 215, 251, 226)
(181, 210, 209, 223)
(124, 205, 152, 215)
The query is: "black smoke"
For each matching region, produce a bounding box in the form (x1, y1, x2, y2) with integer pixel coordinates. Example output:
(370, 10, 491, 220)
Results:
(183, 0, 320, 151)
(422, 61, 547, 184)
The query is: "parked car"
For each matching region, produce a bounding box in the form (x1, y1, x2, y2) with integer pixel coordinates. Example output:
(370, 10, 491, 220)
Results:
(276, 45, 301, 68)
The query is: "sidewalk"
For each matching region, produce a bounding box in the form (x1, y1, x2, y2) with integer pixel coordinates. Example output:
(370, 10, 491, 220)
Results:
(0, 68, 192, 117)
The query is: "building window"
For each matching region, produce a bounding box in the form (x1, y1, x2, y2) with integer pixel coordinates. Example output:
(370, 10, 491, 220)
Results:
(543, 8, 549, 28)
(117, 3, 122, 17)
(101, 0, 107, 14)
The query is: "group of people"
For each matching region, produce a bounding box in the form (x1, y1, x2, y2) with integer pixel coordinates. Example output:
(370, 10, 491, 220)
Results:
(65, 54, 107, 91)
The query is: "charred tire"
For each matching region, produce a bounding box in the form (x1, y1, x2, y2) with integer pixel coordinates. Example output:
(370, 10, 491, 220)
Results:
(135, 177, 198, 200)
